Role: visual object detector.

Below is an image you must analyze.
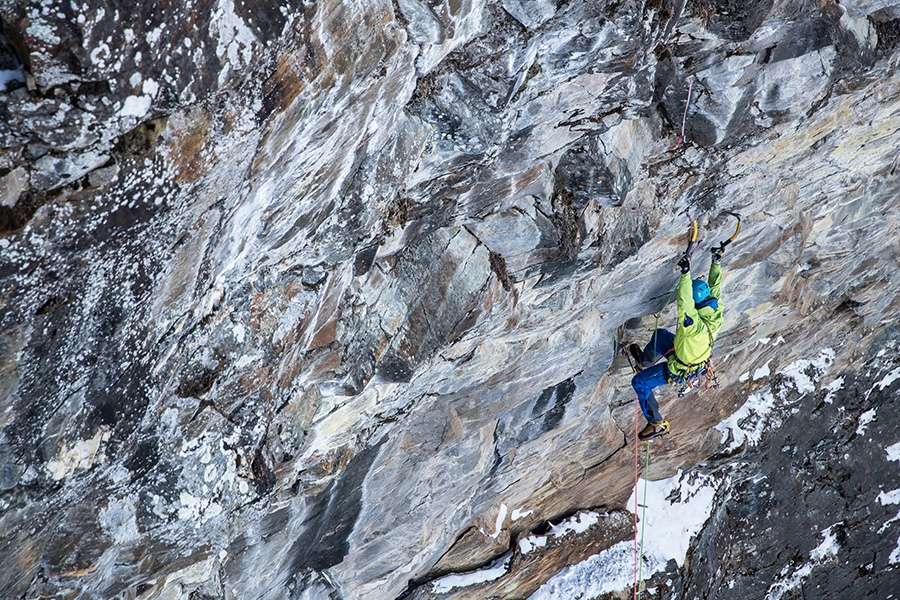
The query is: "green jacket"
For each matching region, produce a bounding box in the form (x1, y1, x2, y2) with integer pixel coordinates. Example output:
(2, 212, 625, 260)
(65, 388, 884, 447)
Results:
(667, 262, 724, 378)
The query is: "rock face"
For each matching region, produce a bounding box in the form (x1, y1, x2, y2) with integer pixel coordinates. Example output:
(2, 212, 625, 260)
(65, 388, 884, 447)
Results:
(1, 0, 900, 598)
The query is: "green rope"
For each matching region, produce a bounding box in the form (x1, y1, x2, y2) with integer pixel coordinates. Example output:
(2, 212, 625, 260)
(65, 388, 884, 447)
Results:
(636, 441, 652, 599)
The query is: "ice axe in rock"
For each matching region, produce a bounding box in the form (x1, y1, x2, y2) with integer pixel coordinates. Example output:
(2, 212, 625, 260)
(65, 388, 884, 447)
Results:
(675, 214, 699, 273)
(711, 211, 741, 260)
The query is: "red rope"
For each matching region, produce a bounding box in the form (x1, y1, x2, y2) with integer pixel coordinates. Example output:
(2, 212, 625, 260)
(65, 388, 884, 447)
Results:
(676, 76, 694, 146)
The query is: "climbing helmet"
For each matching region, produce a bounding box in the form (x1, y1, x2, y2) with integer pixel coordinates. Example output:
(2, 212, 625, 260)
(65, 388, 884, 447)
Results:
(692, 279, 711, 304)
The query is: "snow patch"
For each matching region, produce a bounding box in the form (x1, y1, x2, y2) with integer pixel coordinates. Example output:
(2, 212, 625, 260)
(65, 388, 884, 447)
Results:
(718, 350, 836, 450)
(823, 376, 844, 404)
(753, 359, 772, 380)
(548, 511, 599, 537)
(120, 94, 152, 118)
(716, 389, 776, 451)
(856, 408, 877, 435)
(518, 511, 601, 556)
(766, 523, 841, 599)
(528, 541, 633, 599)
(878, 489, 900, 505)
(518, 534, 547, 554)
(430, 552, 512, 593)
(875, 366, 900, 391)
(511, 507, 532, 521)
(780, 349, 835, 396)
(486, 503, 508, 539)
(809, 523, 841, 561)
(887, 441, 900, 462)
(530, 472, 718, 599)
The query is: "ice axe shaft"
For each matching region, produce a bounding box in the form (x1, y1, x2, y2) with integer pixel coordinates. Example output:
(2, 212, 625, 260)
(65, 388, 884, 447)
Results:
(684, 216, 699, 256)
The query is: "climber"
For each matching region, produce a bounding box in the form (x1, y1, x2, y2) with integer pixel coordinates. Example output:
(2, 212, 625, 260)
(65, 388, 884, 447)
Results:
(627, 244, 726, 440)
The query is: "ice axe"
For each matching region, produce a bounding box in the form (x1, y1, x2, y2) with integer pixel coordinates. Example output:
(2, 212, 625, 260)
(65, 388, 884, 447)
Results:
(715, 211, 742, 251)
(684, 215, 699, 257)
(710, 211, 741, 263)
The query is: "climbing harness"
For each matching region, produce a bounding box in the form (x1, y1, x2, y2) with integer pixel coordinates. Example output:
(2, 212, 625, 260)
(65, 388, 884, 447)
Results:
(670, 354, 720, 397)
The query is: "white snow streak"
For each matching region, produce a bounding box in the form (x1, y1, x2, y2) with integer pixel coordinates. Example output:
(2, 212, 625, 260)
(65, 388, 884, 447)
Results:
(490, 504, 508, 539)
(430, 552, 511, 593)
(856, 408, 877, 435)
(765, 524, 841, 600)
(511, 507, 533, 521)
(823, 376, 844, 404)
(875, 366, 900, 391)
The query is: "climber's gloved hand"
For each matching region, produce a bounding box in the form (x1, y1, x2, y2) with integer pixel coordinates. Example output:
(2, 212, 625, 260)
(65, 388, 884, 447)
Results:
(677, 254, 690, 274)
(711, 245, 724, 264)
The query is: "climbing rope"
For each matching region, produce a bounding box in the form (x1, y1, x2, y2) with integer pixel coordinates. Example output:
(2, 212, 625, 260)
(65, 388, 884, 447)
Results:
(638, 441, 651, 599)
(676, 76, 694, 146)
(633, 394, 640, 599)
(633, 392, 652, 600)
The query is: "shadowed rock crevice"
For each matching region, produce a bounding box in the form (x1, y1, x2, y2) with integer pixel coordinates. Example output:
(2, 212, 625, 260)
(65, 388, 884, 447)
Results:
(287, 437, 386, 575)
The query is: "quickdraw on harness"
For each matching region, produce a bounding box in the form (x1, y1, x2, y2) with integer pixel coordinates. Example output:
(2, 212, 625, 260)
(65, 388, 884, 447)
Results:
(669, 353, 719, 397)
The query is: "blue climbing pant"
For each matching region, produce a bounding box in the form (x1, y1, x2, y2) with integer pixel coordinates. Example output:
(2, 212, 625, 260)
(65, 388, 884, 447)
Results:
(631, 329, 675, 423)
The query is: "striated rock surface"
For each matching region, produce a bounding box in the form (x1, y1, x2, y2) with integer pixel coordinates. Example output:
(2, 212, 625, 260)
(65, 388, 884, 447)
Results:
(1, 0, 900, 598)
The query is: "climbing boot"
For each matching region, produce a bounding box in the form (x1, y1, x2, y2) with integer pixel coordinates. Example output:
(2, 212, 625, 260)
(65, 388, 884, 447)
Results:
(638, 420, 670, 441)
(626, 344, 644, 372)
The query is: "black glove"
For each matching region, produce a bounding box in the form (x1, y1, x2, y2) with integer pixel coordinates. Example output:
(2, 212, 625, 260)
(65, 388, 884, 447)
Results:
(677, 254, 690, 274)
(711, 245, 724, 264)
